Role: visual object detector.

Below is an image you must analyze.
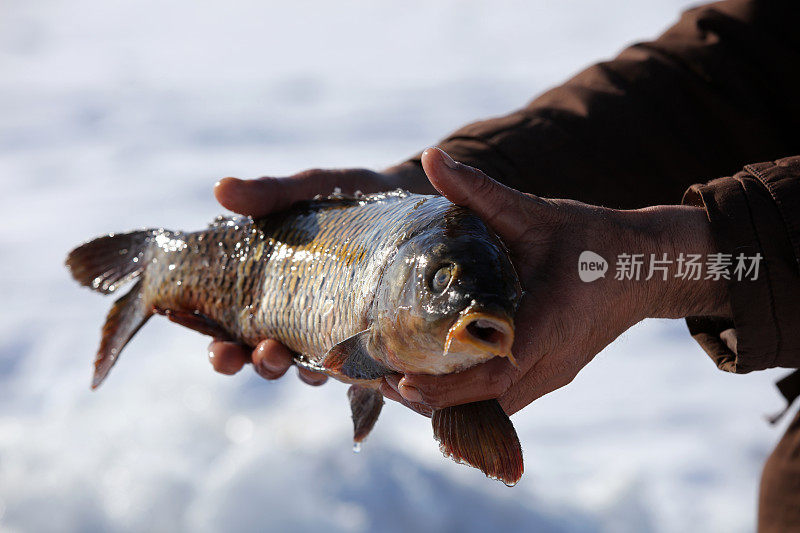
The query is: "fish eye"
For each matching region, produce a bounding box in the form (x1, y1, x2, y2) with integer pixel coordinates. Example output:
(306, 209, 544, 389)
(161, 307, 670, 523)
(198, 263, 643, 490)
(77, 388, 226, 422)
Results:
(430, 264, 455, 293)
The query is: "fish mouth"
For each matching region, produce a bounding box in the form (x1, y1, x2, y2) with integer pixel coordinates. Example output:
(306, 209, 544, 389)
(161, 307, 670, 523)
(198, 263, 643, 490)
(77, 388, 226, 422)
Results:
(444, 309, 517, 367)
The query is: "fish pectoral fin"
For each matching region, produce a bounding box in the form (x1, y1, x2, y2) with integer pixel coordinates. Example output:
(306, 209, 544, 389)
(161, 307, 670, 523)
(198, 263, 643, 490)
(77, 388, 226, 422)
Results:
(157, 308, 232, 340)
(347, 385, 384, 443)
(322, 330, 390, 380)
(432, 399, 524, 486)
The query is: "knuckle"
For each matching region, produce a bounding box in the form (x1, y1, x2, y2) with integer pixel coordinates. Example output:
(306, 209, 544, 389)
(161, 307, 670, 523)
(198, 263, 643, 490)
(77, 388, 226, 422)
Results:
(471, 169, 496, 196)
(491, 367, 515, 396)
(499, 389, 524, 415)
(296, 168, 324, 179)
(414, 386, 439, 405)
(256, 175, 281, 189)
(417, 387, 448, 408)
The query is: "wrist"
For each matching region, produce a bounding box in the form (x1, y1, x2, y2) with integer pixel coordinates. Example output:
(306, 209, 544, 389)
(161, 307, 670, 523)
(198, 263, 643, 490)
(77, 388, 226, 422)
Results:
(611, 206, 731, 319)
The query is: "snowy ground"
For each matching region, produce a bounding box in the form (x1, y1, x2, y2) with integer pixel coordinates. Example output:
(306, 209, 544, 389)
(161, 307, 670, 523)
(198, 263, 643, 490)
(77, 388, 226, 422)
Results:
(0, 0, 794, 531)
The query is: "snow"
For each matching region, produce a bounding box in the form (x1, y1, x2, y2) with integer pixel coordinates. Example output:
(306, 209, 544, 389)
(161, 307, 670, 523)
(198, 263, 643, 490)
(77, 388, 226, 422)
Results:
(0, 0, 794, 531)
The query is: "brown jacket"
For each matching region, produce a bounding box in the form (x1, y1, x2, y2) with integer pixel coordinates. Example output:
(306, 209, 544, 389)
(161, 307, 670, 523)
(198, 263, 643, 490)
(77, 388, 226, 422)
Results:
(410, 0, 800, 387)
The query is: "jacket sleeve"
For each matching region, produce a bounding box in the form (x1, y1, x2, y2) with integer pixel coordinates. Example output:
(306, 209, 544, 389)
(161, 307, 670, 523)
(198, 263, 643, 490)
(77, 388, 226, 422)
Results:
(407, 0, 800, 210)
(683, 157, 800, 373)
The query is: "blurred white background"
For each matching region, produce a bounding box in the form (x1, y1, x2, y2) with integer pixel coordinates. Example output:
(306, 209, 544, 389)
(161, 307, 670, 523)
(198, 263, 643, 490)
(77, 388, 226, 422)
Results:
(0, 0, 793, 531)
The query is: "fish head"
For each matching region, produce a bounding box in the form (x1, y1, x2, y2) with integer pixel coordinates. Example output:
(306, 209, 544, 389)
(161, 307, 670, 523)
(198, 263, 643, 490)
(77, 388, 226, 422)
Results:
(374, 206, 522, 375)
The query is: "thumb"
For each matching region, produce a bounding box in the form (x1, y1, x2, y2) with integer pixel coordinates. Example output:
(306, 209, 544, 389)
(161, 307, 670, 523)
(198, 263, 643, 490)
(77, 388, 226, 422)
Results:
(214, 168, 383, 218)
(420, 148, 533, 240)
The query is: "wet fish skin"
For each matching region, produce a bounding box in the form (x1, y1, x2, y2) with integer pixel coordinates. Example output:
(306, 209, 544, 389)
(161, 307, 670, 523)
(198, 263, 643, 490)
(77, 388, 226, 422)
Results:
(104, 190, 519, 376)
(66, 190, 525, 485)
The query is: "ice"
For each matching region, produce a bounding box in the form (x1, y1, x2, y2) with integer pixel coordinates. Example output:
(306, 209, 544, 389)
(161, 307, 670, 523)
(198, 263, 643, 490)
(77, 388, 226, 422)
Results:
(0, 0, 793, 531)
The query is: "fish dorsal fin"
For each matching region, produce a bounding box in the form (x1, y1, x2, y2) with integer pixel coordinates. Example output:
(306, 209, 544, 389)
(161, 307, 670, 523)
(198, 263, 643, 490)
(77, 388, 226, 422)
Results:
(322, 331, 390, 380)
(347, 385, 384, 443)
(432, 399, 524, 486)
(208, 214, 248, 229)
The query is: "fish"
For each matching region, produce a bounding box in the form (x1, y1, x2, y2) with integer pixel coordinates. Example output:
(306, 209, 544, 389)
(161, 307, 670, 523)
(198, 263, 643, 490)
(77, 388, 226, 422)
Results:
(66, 189, 525, 485)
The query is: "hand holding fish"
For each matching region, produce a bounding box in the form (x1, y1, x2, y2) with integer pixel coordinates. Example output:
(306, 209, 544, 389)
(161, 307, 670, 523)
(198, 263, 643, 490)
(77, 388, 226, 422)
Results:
(212, 149, 731, 418)
(388, 150, 732, 415)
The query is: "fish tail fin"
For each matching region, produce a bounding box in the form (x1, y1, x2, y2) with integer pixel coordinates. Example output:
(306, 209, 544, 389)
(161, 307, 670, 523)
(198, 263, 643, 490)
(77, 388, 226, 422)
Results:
(66, 230, 153, 294)
(66, 229, 157, 388)
(432, 399, 524, 486)
(92, 279, 152, 389)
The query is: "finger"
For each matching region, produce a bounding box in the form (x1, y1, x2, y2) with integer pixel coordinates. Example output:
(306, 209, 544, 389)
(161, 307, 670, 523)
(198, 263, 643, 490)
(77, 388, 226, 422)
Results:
(397, 288, 548, 410)
(207, 340, 250, 375)
(380, 379, 432, 418)
(420, 148, 542, 243)
(397, 356, 516, 409)
(380, 378, 404, 403)
(251, 339, 294, 380)
(500, 360, 580, 415)
(297, 367, 328, 386)
(214, 169, 385, 218)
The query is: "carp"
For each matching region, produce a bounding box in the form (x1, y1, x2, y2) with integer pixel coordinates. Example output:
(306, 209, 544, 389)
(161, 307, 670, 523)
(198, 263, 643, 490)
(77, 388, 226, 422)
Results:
(66, 190, 524, 485)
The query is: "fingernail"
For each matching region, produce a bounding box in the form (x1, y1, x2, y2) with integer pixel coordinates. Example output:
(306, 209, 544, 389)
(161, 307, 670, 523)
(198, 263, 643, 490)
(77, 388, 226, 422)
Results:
(206, 350, 220, 372)
(255, 358, 279, 379)
(399, 383, 423, 403)
(298, 370, 327, 386)
(437, 149, 459, 170)
(384, 374, 401, 390)
(214, 176, 241, 189)
(259, 357, 283, 373)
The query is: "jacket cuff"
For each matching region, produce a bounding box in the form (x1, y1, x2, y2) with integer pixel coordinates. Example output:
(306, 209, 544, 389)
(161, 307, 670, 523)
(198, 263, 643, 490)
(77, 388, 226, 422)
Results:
(682, 158, 800, 373)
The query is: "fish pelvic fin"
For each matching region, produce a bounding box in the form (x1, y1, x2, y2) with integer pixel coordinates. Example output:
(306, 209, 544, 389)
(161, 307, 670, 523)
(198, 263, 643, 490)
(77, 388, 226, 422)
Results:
(323, 330, 390, 380)
(432, 399, 524, 486)
(158, 309, 232, 340)
(93, 279, 152, 389)
(347, 385, 384, 443)
(66, 230, 153, 294)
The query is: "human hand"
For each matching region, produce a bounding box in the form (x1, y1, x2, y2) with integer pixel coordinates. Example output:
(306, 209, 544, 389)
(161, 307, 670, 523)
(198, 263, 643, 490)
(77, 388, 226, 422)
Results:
(381, 148, 732, 415)
(207, 162, 432, 384)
